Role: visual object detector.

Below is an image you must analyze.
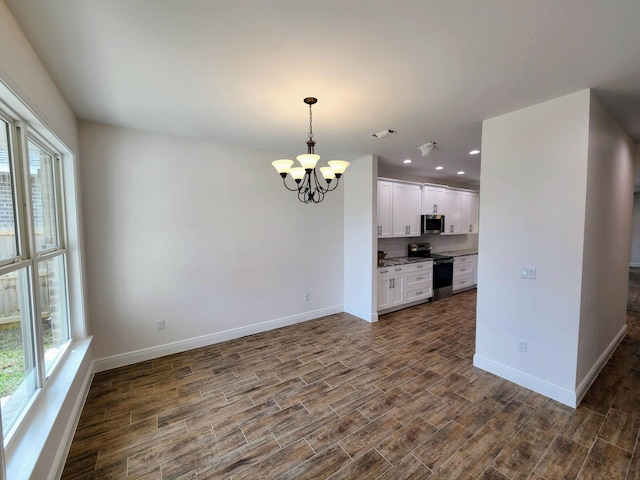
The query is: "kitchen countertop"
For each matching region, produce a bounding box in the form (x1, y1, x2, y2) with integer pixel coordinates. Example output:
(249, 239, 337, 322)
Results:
(378, 256, 434, 267)
(436, 249, 478, 257)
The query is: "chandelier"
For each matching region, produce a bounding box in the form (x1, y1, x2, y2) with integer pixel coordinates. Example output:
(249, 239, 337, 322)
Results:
(272, 97, 349, 204)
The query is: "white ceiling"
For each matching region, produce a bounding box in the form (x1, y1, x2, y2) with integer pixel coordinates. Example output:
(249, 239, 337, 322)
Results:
(5, 0, 640, 186)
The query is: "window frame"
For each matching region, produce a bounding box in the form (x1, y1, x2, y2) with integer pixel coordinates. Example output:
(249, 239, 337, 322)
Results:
(0, 107, 72, 444)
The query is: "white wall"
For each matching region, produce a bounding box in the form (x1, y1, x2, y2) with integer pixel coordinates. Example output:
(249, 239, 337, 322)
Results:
(576, 92, 634, 391)
(475, 90, 592, 405)
(344, 155, 377, 322)
(80, 122, 345, 365)
(0, 0, 77, 152)
(0, 2, 91, 478)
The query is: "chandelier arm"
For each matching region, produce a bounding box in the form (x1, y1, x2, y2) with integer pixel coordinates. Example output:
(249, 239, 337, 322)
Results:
(281, 176, 301, 192)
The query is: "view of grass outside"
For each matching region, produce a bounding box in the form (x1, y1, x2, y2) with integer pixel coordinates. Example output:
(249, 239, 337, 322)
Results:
(0, 321, 52, 397)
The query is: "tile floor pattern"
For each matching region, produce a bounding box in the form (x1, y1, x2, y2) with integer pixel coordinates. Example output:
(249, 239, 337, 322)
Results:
(62, 272, 640, 479)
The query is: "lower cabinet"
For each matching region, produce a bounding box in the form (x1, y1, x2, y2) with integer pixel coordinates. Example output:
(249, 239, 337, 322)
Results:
(378, 260, 433, 313)
(453, 254, 478, 292)
(377, 265, 405, 310)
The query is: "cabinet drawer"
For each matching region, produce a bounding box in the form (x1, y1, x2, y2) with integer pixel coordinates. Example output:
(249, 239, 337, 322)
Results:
(453, 273, 473, 290)
(405, 261, 432, 273)
(454, 255, 473, 265)
(405, 286, 432, 301)
(453, 264, 472, 276)
(406, 272, 432, 285)
(378, 265, 405, 278)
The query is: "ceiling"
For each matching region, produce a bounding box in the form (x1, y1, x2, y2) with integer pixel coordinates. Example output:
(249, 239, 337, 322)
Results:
(5, 0, 640, 186)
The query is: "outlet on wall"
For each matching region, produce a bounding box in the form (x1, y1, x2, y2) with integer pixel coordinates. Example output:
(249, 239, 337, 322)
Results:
(156, 319, 165, 331)
(516, 339, 527, 352)
(520, 266, 536, 279)
(303, 292, 310, 302)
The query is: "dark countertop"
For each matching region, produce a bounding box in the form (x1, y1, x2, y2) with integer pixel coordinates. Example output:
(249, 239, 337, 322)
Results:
(378, 256, 434, 267)
(435, 249, 478, 257)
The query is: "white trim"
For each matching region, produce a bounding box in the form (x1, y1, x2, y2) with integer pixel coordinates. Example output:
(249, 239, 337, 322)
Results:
(94, 305, 344, 372)
(343, 306, 378, 323)
(5, 337, 92, 480)
(575, 324, 627, 406)
(473, 354, 578, 408)
(49, 356, 93, 480)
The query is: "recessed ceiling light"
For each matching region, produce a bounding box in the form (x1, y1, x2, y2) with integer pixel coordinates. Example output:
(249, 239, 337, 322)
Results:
(469, 149, 480, 155)
(403, 159, 412, 164)
(457, 171, 465, 175)
(435, 166, 444, 170)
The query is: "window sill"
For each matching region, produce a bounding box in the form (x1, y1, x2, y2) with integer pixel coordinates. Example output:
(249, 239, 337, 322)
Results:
(5, 336, 93, 480)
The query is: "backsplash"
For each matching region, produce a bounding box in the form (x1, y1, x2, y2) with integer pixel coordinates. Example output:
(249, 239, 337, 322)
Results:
(378, 234, 479, 258)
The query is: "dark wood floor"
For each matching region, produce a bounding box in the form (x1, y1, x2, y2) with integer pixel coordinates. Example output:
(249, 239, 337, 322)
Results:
(62, 272, 640, 479)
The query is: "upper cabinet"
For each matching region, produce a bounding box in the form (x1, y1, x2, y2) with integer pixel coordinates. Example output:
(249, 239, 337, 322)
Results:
(443, 189, 463, 234)
(377, 179, 479, 237)
(392, 183, 422, 237)
(461, 191, 480, 234)
(422, 185, 446, 215)
(377, 180, 421, 238)
(377, 181, 393, 238)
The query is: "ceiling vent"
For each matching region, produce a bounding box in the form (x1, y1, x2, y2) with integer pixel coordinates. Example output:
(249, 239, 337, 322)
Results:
(372, 129, 396, 139)
(418, 141, 437, 156)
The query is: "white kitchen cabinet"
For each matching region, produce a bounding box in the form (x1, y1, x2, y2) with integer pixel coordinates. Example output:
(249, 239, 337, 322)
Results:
(443, 189, 463, 234)
(377, 181, 393, 238)
(404, 261, 433, 302)
(461, 192, 480, 234)
(377, 265, 405, 310)
(391, 182, 422, 237)
(378, 260, 433, 312)
(422, 185, 446, 215)
(453, 254, 477, 292)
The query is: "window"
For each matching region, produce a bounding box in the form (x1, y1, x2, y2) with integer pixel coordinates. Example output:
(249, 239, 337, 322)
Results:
(0, 114, 70, 440)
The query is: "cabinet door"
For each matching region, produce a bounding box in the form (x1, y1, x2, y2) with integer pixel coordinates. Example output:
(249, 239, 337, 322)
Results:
(469, 194, 479, 233)
(405, 184, 422, 236)
(443, 190, 463, 234)
(377, 181, 393, 238)
(391, 183, 407, 236)
(377, 277, 392, 310)
(422, 186, 445, 215)
(461, 192, 480, 234)
(390, 275, 404, 306)
(471, 254, 478, 285)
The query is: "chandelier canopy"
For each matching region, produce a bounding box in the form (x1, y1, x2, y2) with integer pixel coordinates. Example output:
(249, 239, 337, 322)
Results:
(272, 97, 349, 204)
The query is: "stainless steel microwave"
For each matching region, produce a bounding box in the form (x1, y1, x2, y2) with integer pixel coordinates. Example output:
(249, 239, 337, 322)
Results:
(421, 214, 445, 234)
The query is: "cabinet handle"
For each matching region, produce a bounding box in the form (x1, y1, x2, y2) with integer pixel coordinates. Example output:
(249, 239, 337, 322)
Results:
(434, 204, 437, 213)
(416, 265, 423, 269)
(450, 225, 454, 233)
(469, 225, 472, 232)
(392, 278, 395, 288)
(416, 291, 423, 295)
(416, 277, 423, 280)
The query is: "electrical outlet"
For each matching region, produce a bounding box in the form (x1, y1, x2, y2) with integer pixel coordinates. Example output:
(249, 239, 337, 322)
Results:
(303, 292, 310, 302)
(520, 266, 536, 279)
(517, 339, 527, 352)
(156, 319, 165, 331)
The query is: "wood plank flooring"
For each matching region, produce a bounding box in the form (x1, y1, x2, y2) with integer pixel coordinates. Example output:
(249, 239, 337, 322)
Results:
(62, 271, 640, 479)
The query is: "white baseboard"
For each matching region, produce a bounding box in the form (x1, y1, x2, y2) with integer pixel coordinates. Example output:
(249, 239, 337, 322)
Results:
(474, 323, 628, 409)
(473, 354, 577, 408)
(94, 305, 343, 372)
(575, 324, 627, 406)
